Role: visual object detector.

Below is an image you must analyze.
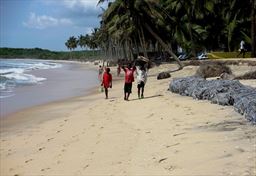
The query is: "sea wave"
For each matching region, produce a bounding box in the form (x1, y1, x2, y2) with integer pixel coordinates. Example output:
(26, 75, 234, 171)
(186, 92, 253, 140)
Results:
(0, 59, 62, 98)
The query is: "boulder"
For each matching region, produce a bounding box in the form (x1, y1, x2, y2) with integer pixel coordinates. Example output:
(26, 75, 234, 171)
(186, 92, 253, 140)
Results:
(196, 63, 232, 78)
(157, 72, 171, 80)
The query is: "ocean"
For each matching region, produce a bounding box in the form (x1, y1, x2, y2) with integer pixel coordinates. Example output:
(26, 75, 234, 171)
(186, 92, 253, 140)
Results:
(0, 59, 62, 98)
(0, 59, 98, 117)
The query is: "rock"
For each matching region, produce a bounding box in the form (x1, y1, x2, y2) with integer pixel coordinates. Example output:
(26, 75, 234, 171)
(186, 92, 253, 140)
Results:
(220, 73, 235, 80)
(157, 72, 171, 80)
(235, 70, 256, 80)
(196, 63, 232, 78)
(169, 77, 256, 124)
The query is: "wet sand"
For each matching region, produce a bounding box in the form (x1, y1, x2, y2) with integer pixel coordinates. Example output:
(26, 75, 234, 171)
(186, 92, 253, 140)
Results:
(0, 61, 255, 176)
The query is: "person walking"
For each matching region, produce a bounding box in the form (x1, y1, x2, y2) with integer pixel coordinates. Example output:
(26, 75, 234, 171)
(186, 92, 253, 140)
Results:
(136, 64, 147, 99)
(237, 40, 246, 58)
(98, 65, 104, 81)
(122, 63, 136, 101)
(101, 67, 112, 99)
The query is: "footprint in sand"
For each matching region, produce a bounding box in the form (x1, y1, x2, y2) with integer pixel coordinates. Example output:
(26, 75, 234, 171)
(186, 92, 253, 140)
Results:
(173, 132, 186, 137)
(38, 147, 45, 151)
(47, 138, 54, 142)
(83, 164, 89, 170)
(6, 149, 16, 156)
(175, 104, 180, 108)
(221, 153, 233, 158)
(165, 143, 180, 148)
(61, 149, 66, 153)
(146, 113, 154, 118)
(235, 146, 245, 153)
(186, 112, 195, 116)
(72, 134, 79, 138)
(25, 159, 33, 163)
(165, 165, 176, 172)
(158, 157, 168, 163)
(41, 167, 51, 171)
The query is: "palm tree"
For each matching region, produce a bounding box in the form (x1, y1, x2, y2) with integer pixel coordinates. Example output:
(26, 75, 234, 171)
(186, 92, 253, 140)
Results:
(66, 36, 78, 51)
(78, 35, 88, 50)
(97, 0, 252, 61)
(65, 36, 78, 59)
(251, 0, 256, 57)
(99, 0, 183, 69)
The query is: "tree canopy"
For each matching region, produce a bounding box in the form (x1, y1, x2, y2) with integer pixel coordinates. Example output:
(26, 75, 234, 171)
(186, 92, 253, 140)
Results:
(65, 0, 255, 65)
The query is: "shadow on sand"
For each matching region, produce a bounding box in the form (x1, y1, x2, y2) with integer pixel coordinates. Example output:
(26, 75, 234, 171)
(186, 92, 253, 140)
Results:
(128, 94, 163, 101)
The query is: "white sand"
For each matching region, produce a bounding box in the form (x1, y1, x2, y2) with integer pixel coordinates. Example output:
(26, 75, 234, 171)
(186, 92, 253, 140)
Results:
(1, 62, 255, 176)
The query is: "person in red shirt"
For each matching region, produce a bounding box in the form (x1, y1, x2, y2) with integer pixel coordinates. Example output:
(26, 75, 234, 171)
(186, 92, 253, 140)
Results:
(101, 67, 112, 99)
(122, 63, 136, 101)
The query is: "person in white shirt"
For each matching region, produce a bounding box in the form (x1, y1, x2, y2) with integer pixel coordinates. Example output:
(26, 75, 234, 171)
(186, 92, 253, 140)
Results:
(237, 40, 246, 58)
(136, 64, 148, 99)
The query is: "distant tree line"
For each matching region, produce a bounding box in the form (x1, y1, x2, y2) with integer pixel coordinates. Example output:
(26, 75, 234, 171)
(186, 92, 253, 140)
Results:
(66, 0, 255, 69)
(0, 47, 100, 61)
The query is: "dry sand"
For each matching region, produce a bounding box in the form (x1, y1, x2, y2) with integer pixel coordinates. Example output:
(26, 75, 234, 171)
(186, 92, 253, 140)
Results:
(0, 62, 256, 176)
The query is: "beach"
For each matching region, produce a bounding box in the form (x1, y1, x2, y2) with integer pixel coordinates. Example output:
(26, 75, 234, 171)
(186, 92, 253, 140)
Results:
(0, 61, 256, 176)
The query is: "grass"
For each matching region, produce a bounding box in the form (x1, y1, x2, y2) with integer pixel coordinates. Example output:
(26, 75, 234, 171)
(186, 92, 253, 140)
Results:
(208, 51, 252, 59)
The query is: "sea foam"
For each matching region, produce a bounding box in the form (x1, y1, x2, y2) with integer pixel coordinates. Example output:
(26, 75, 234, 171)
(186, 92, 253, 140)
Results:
(0, 59, 62, 98)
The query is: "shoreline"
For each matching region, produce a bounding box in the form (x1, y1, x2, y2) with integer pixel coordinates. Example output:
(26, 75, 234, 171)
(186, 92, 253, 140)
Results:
(1, 63, 255, 175)
(0, 60, 99, 118)
(0, 62, 122, 131)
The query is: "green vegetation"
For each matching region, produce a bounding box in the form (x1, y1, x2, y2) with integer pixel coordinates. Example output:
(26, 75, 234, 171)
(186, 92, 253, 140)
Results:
(208, 52, 252, 59)
(0, 47, 101, 61)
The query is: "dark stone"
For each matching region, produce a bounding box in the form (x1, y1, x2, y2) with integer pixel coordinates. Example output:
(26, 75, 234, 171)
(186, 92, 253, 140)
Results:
(157, 72, 171, 80)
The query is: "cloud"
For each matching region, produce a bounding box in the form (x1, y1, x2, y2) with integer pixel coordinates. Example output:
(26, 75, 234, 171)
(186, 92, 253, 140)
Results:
(62, 0, 98, 9)
(61, 0, 103, 19)
(23, 13, 73, 29)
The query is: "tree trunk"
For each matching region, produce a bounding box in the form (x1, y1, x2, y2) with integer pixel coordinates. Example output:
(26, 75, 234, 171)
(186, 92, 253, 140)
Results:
(140, 26, 148, 58)
(134, 37, 140, 56)
(188, 22, 196, 57)
(122, 42, 127, 59)
(251, 0, 256, 57)
(138, 26, 148, 58)
(144, 23, 183, 69)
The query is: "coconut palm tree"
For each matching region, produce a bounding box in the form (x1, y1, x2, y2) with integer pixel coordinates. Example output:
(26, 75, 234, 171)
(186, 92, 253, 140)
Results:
(78, 35, 88, 50)
(65, 36, 78, 59)
(251, 0, 256, 57)
(99, 0, 183, 69)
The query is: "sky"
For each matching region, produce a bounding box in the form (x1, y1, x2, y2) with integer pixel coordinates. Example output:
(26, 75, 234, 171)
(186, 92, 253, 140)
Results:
(0, 0, 108, 51)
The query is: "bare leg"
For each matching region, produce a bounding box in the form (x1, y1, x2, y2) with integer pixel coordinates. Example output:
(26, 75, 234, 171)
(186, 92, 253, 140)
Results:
(127, 93, 130, 100)
(138, 87, 140, 98)
(141, 87, 144, 98)
(105, 88, 108, 99)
